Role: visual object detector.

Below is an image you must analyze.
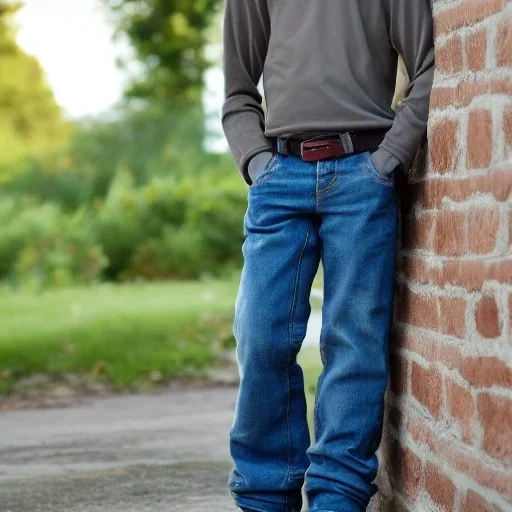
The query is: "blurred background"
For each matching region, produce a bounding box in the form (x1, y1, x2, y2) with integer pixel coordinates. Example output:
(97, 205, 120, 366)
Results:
(0, 0, 309, 399)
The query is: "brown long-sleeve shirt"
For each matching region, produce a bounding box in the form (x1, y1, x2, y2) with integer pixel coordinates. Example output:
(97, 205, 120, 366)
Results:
(221, 0, 435, 185)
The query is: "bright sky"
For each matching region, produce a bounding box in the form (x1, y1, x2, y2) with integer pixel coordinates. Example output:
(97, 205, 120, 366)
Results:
(15, 0, 226, 150)
(16, 0, 131, 118)
(16, 1, 224, 123)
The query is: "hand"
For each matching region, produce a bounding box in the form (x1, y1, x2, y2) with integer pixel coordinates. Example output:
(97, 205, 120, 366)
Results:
(248, 151, 274, 184)
(370, 148, 401, 176)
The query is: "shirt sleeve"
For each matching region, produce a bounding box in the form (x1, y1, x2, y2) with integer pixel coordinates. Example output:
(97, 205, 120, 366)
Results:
(379, 0, 435, 173)
(221, 0, 273, 185)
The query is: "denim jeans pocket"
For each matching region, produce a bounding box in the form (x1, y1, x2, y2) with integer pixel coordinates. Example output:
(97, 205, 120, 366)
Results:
(249, 152, 280, 187)
(363, 151, 395, 186)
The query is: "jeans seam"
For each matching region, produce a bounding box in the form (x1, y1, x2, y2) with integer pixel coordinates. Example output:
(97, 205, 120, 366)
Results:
(284, 219, 312, 493)
(317, 174, 337, 198)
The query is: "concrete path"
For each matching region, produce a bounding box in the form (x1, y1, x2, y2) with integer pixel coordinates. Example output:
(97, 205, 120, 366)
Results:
(0, 305, 324, 512)
(0, 387, 241, 512)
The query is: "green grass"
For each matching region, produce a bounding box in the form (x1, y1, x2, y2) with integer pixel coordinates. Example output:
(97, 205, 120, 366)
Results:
(0, 276, 240, 393)
(0, 269, 325, 405)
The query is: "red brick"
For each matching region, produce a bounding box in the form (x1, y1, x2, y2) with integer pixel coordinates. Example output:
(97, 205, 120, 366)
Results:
(468, 206, 500, 254)
(401, 255, 442, 285)
(399, 288, 438, 331)
(509, 294, 512, 341)
(466, 28, 487, 71)
(455, 78, 490, 107)
(435, 0, 507, 36)
(434, 210, 466, 256)
(429, 119, 459, 172)
(430, 77, 493, 110)
(400, 256, 512, 293)
(430, 86, 455, 109)
(407, 416, 440, 453)
(467, 109, 493, 169)
(411, 361, 442, 418)
(424, 463, 457, 511)
(478, 393, 512, 464)
(464, 490, 500, 512)
(437, 343, 465, 371)
(410, 176, 490, 209)
(504, 105, 512, 148)
(496, 18, 512, 67)
(395, 326, 465, 371)
(436, 35, 464, 74)
(490, 76, 512, 95)
(447, 443, 512, 500)
(442, 259, 487, 291)
(475, 295, 502, 338)
(409, 420, 512, 500)
(487, 259, 512, 284)
(461, 357, 512, 388)
(509, 207, 512, 249)
(445, 379, 474, 442)
(439, 170, 512, 203)
(444, 77, 512, 109)
(396, 445, 423, 502)
(439, 296, 466, 338)
(403, 212, 435, 251)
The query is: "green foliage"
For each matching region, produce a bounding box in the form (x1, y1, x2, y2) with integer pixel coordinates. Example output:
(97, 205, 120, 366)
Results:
(186, 174, 248, 268)
(0, 153, 246, 288)
(3, 103, 211, 205)
(102, 0, 222, 103)
(0, 197, 107, 290)
(124, 227, 205, 280)
(0, 278, 238, 392)
(0, 1, 70, 172)
(96, 168, 246, 281)
(0, 0, 242, 289)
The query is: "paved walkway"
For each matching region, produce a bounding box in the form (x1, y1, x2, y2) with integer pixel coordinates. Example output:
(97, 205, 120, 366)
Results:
(0, 307, 325, 512)
(0, 387, 241, 512)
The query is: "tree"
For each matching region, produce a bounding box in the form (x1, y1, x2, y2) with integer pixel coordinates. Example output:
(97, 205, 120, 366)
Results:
(102, 0, 222, 104)
(0, 1, 70, 172)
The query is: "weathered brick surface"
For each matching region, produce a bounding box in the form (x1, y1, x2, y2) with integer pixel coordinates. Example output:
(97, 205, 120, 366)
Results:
(475, 295, 502, 338)
(467, 109, 493, 169)
(466, 28, 487, 71)
(464, 490, 501, 511)
(379, 1, 512, 510)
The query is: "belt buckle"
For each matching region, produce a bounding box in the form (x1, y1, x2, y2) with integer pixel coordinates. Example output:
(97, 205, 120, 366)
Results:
(300, 138, 345, 162)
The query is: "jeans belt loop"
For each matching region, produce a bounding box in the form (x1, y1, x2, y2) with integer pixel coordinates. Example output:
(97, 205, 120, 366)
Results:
(277, 138, 289, 155)
(339, 132, 354, 154)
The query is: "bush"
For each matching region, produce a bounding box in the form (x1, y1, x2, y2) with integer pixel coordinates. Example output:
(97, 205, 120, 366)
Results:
(0, 103, 250, 287)
(0, 197, 61, 279)
(0, 196, 107, 289)
(95, 167, 147, 279)
(94, 167, 247, 281)
(122, 226, 205, 280)
(14, 210, 107, 290)
(185, 173, 246, 269)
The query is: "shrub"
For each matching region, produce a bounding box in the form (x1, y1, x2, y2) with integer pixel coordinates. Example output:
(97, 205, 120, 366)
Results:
(122, 226, 205, 280)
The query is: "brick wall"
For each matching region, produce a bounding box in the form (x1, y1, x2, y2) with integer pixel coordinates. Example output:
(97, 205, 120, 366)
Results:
(373, 1, 512, 511)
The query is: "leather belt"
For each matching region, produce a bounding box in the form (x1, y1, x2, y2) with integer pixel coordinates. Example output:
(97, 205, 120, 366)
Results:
(269, 129, 388, 162)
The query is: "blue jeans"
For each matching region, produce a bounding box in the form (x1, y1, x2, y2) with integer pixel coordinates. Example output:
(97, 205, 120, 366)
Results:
(228, 150, 398, 512)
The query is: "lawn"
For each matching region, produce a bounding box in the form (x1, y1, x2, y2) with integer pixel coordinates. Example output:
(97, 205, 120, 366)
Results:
(0, 270, 324, 407)
(0, 276, 240, 393)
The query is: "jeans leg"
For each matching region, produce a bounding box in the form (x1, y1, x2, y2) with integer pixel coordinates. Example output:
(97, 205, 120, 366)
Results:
(305, 152, 398, 512)
(228, 155, 321, 512)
